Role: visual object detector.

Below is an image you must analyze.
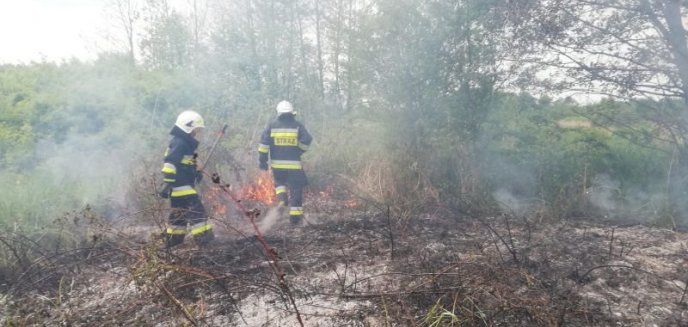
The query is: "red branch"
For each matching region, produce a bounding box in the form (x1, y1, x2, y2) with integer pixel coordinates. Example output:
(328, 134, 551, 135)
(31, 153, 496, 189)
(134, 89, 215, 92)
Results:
(213, 179, 304, 327)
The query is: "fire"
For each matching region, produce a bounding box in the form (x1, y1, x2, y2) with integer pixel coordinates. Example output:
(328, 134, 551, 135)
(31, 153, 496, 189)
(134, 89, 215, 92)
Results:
(306, 185, 334, 201)
(303, 185, 359, 209)
(240, 172, 275, 205)
(205, 173, 358, 214)
(203, 173, 275, 218)
(205, 187, 228, 217)
(344, 198, 358, 209)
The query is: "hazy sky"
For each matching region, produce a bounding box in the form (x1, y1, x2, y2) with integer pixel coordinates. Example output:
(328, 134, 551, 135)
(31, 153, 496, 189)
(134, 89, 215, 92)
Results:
(0, 0, 113, 63)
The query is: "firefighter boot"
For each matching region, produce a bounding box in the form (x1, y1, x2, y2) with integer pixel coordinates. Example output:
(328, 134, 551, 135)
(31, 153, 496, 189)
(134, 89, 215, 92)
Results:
(289, 207, 303, 225)
(289, 215, 302, 225)
(194, 229, 215, 247)
(165, 233, 186, 248)
(164, 224, 187, 248)
(191, 222, 215, 247)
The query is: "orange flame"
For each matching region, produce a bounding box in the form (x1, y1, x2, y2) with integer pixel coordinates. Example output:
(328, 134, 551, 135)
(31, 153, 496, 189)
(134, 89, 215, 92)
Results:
(304, 185, 359, 209)
(240, 172, 275, 205)
(344, 198, 358, 209)
(205, 187, 228, 217)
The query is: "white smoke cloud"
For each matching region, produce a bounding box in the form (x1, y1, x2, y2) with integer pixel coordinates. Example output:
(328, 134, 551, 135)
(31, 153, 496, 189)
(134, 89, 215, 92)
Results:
(257, 206, 283, 233)
(493, 188, 536, 217)
(585, 174, 620, 215)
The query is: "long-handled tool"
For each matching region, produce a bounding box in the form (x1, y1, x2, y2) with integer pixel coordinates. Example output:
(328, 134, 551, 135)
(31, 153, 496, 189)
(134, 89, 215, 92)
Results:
(199, 124, 304, 325)
(199, 124, 228, 172)
(211, 172, 305, 327)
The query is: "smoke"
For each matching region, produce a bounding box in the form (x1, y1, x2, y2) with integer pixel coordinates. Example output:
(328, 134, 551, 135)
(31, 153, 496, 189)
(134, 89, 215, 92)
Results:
(583, 173, 684, 223)
(34, 131, 152, 208)
(493, 188, 537, 217)
(585, 174, 620, 216)
(22, 84, 165, 221)
(257, 206, 282, 232)
(484, 148, 540, 218)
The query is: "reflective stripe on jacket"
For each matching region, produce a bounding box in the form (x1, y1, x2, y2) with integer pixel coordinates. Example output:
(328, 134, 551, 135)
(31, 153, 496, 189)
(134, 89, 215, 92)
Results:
(162, 126, 199, 196)
(258, 114, 312, 170)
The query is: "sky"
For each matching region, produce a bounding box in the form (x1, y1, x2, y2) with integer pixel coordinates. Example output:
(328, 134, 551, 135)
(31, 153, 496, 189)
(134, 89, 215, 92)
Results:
(0, 0, 202, 64)
(0, 0, 113, 64)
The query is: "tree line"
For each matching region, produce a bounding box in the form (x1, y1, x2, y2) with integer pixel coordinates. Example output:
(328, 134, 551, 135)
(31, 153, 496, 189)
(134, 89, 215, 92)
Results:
(1, 0, 687, 226)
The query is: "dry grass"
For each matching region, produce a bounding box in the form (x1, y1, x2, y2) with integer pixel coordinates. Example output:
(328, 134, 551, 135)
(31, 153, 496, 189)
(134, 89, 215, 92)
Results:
(341, 157, 440, 228)
(1, 177, 687, 326)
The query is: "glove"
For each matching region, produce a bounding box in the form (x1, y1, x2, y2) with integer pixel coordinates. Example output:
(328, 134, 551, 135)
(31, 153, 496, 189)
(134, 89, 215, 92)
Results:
(259, 161, 269, 171)
(158, 183, 172, 199)
(195, 170, 204, 183)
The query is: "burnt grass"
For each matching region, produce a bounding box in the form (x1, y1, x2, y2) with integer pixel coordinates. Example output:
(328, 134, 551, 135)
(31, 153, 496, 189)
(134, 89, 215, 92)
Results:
(1, 198, 688, 326)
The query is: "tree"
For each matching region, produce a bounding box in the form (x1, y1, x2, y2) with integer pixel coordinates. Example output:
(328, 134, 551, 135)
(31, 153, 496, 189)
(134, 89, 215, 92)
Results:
(108, 0, 141, 65)
(504, 0, 688, 147)
(140, 0, 193, 69)
(503, 0, 688, 222)
(354, 0, 508, 198)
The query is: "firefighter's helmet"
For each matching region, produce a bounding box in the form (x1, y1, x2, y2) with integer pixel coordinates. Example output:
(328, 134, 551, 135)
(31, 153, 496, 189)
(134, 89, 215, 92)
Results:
(276, 101, 294, 114)
(175, 110, 205, 133)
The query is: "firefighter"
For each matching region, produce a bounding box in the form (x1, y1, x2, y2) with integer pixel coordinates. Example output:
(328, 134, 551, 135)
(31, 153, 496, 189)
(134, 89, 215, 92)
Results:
(159, 110, 214, 248)
(258, 100, 313, 225)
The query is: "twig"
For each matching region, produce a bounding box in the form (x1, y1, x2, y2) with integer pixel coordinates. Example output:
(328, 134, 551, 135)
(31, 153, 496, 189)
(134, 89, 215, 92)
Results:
(608, 227, 615, 259)
(168, 267, 248, 325)
(488, 232, 505, 264)
(578, 264, 639, 283)
(0, 236, 29, 270)
(679, 281, 688, 304)
(155, 280, 198, 326)
(381, 295, 391, 327)
(281, 235, 299, 276)
(503, 214, 519, 263)
(330, 263, 345, 294)
(479, 218, 518, 263)
(623, 245, 635, 257)
(386, 205, 395, 260)
(341, 287, 463, 299)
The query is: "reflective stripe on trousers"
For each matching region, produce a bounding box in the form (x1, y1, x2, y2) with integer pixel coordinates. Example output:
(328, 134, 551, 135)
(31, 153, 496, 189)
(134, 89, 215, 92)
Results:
(191, 222, 213, 235)
(171, 185, 197, 197)
(289, 207, 304, 216)
(270, 160, 302, 169)
(166, 226, 187, 235)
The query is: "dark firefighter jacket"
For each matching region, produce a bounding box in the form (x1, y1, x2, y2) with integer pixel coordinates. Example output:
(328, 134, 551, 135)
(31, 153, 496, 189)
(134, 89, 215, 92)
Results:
(161, 126, 200, 197)
(258, 114, 313, 170)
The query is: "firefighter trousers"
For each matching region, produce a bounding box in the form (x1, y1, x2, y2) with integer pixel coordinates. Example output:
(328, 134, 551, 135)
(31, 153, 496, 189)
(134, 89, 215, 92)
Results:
(272, 169, 307, 222)
(165, 193, 214, 248)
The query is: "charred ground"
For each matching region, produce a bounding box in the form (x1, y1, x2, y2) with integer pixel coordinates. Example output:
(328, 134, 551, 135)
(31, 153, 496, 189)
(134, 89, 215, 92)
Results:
(1, 191, 687, 326)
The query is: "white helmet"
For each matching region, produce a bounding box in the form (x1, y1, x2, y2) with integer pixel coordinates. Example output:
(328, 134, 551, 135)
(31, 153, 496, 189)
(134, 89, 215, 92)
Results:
(275, 100, 294, 114)
(175, 110, 205, 133)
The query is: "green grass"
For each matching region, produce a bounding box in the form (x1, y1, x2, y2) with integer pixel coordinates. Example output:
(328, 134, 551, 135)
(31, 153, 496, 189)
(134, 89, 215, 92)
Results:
(0, 172, 111, 228)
